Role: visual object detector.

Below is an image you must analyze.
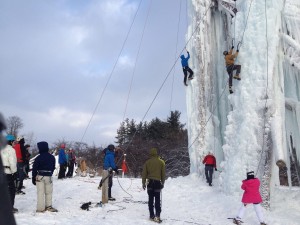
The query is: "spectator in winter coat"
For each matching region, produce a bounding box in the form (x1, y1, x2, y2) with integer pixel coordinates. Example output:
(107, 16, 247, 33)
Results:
(66, 148, 76, 178)
(58, 144, 67, 179)
(223, 46, 241, 94)
(233, 171, 266, 225)
(13, 136, 27, 194)
(1, 134, 18, 213)
(32, 141, 58, 213)
(180, 50, 194, 86)
(142, 148, 166, 223)
(202, 152, 217, 186)
(103, 144, 118, 201)
(24, 144, 31, 179)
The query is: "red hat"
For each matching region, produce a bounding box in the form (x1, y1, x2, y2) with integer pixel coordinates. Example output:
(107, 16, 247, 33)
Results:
(61, 144, 66, 148)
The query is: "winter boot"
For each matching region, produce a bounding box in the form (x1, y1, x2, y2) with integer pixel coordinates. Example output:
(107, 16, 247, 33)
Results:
(184, 82, 188, 86)
(45, 206, 58, 212)
(154, 216, 162, 223)
(149, 216, 155, 221)
(229, 86, 233, 94)
(12, 208, 18, 213)
(233, 218, 242, 225)
(260, 223, 267, 225)
(108, 197, 116, 201)
(188, 76, 194, 80)
(233, 74, 241, 80)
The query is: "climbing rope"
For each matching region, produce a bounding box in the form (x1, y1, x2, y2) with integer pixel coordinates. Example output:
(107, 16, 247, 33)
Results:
(255, 0, 270, 176)
(238, 0, 254, 48)
(79, 0, 143, 143)
(169, 0, 182, 111)
(122, 0, 152, 121)
(118, 0, 215, 164)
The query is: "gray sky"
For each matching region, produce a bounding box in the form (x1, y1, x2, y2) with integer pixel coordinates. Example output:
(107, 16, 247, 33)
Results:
(0, 0, 189, 147)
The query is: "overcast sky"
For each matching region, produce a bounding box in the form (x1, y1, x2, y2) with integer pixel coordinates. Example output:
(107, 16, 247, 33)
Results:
(0, 0, 189, 147)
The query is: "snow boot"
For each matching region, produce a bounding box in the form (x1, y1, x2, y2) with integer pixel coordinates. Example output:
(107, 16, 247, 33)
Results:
(16, 190, 25, 195)
(153, 216, 162, 223)
(45, 206, 58, 212)
(108, 197, 116, 201)
(149, 216, 155, 221)
(233, 218, 242, 224)
(184, 82, 188, 86)
(12, 208, 18, 213)
(188, 76, 194, 80)
(260, 223, 267, 225)
(229, 86, 233, 94)
(233, 74, 241, 80)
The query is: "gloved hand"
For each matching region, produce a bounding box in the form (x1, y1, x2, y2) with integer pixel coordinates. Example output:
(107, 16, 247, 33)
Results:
(237, 49, 239, 52)
(187, 51, 189, 54)
(114, 167, 119, 175)
(160, 183, 164, 189)
(231, 46, 234, 49)
(215, 168, 217, 171)
(143, 184, 146, 190)
(32, 177, 36, 185)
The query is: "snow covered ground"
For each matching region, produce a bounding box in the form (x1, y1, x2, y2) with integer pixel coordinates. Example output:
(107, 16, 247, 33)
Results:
(14, 173, 300, 225)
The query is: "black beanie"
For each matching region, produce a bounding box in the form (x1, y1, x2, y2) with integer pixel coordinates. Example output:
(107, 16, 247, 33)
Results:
(247, 171, 255, 180)
(37, 141, 49, 153)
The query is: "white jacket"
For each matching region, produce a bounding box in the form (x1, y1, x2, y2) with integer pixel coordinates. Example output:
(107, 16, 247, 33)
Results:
(1, 144, 17, 174)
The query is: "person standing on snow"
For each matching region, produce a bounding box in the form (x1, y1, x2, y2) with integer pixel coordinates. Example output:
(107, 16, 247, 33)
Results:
(24, 144, 31, 179)
(202, 152, 217, 186)
(223, 45, 241, 94)
(1, 134, 18, 213)
(103, 144, 119, 201)
(180, 50, 194, 86)
(142, 148, 166, 223)
(58, 144, 67, 179)
(233, 171, 266, 225)
(32, 141, 58, 213)
(13, 136, 27, 194)
(66, 148, 76, 178)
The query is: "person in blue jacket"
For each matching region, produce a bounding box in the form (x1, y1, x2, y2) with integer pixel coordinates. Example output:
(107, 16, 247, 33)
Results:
(32, 141, 58, 212)
(180, 50, 194, 86)
(58, 144, 67, 179)
(103, 144, 119, 201)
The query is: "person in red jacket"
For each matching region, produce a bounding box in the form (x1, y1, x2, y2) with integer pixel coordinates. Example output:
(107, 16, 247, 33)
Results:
(202, 152, 217, 186)
(233, 171, 267, 225)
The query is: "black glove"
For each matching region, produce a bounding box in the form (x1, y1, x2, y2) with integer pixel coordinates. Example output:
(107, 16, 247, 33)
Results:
(215, 168, 217, 171)
(32, 177, 36, 185)
(231, 46, 234, 49)
(187, 51, 189, 54)
(161, 183, 164, 189)
(236, 49, 239, 52)
(143, 184, 146, 190)
(114, 167, 119, 175)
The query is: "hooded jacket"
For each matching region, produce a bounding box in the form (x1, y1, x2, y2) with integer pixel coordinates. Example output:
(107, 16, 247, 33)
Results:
(241, 178, 262, 203)
(104, 150, 117, 170)
(142, 148, 166, 187)
(32, 142, 55, 178)
(58, 148, 67, 165)
(1, 144, 17, 174)
(180, 52, 190, 67)
(202, 154, 217, 168)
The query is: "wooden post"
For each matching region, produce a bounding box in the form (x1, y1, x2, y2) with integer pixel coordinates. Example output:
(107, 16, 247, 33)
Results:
(102, 170, 108, 204)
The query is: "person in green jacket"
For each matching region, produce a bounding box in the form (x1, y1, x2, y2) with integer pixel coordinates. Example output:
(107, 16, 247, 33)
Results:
(142, 148, 166, 223)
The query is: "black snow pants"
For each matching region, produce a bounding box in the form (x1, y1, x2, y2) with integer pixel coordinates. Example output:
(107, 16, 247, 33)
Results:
(182, 66, 194, 85)
(226, 64, 241, 87)
(205, 165, 214, 185)
(147, 179, 162, 218)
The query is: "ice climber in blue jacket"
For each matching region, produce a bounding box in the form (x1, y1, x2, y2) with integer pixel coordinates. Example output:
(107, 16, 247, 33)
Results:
(180, 50, 194, 86)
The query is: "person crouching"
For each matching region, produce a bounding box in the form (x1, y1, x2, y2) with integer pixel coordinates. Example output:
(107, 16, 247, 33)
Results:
(32, 141, 58, 213)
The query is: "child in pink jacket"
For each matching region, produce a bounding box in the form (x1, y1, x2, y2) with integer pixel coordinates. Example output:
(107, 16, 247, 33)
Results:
(233, 171, 267, 225)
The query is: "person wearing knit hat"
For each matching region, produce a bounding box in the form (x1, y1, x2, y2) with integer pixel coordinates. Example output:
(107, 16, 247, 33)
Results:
(32, 141, 58, 213)
(142, 148, 166, 223)
(232, 171, 267, 225)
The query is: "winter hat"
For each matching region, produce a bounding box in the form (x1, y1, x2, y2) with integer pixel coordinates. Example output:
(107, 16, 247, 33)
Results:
(61, 143, 65, 148)
(25, 144, 31, 148)
(6, 134, 15, 141)
(108, 144, 115, 151)
(247, 171, 255, 180)
(16, 136, 24, 142)
(37, 141, 49, 153)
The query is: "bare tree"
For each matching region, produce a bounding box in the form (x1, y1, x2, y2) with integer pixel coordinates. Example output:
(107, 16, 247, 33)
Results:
(6, 116, 23, 137)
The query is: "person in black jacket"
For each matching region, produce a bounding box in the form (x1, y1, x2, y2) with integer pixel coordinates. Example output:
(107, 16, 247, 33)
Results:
(32, 141, 58, 213)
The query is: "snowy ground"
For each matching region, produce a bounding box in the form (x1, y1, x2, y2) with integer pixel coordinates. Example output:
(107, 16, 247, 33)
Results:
(14, 173, 300, 225)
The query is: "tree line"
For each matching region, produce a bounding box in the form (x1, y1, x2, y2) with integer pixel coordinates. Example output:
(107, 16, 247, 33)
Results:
(4, 111, 190, 178)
